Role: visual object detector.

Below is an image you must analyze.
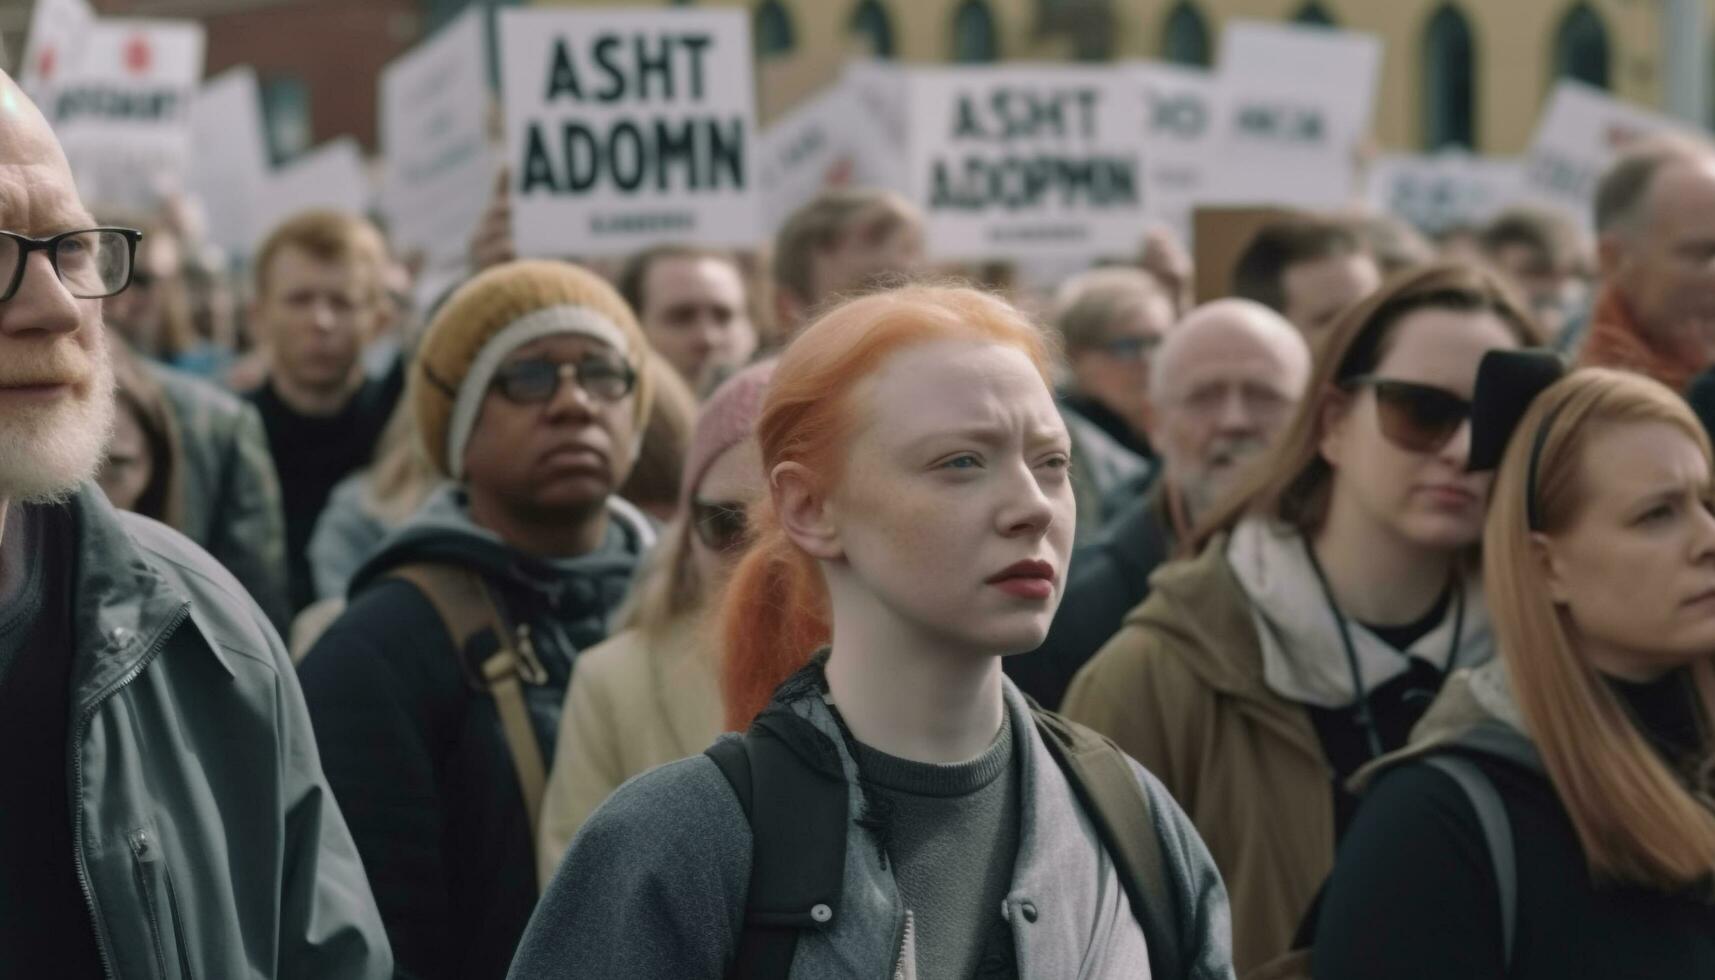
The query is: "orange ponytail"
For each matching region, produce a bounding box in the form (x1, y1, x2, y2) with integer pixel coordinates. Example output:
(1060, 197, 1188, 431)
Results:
(715, 284, 1056, 730)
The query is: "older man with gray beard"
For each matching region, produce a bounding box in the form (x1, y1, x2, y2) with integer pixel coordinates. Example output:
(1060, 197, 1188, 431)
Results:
(0, 71, 389, 977)
(1007, 299, 1310, 708)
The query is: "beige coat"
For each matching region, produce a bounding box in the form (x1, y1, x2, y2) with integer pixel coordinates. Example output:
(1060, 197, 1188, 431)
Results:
(1062, 535, 1334, 977)
(537, 615, 725, 885)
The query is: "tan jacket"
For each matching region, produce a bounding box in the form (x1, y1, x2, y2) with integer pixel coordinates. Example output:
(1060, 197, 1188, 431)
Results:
(537, 615, 725, 885)
(1062, 535, 1333, 977)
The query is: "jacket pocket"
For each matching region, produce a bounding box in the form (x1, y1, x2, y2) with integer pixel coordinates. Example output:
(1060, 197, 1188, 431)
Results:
(129, 827, 194, 980)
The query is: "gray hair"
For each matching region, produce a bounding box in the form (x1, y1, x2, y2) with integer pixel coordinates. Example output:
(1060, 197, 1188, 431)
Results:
(1052, 267, 1171, 352)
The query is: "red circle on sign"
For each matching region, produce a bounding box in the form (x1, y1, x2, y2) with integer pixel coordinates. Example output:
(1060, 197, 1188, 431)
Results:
(124, 35, 153, 76)
(37, 46, 56, 81)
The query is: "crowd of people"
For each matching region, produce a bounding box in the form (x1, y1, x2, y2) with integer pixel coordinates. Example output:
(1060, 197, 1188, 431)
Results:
(3, 55, 1715, 979)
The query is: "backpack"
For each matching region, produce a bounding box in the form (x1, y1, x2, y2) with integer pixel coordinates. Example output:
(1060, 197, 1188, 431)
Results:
(705, 701, 1186, 980)
(1247, 752, 1518, 980)
(386, 563, 552, 866)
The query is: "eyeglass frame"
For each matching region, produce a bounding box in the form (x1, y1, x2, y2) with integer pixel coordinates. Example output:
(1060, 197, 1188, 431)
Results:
(488, 356, 638, 405)
(0, 227, 144, 303)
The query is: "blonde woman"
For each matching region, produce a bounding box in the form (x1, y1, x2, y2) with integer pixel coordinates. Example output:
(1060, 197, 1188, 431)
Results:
(1313, 355, 1715, 978)
(536, 360, 774, 883)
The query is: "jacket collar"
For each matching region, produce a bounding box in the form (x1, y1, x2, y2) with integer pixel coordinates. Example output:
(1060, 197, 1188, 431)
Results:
(1350, 660, 1544, 794)
(65, 486, 204, 713)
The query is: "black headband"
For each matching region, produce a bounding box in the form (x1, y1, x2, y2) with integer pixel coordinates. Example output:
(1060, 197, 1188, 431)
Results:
(1467, 349, 1569, 531)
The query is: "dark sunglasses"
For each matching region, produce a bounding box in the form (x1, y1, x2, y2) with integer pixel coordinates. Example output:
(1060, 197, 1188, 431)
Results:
(491, 357, 635, 404)
(692, 500, 750, 553)
(1343, 376, 1473, 454)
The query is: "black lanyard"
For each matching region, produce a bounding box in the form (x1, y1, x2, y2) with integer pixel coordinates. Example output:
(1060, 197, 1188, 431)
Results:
(1302, 536, 1466, 760)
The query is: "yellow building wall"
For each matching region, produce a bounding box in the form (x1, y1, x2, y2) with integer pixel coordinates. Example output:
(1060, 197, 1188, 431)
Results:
(531, 0, 1699, 153)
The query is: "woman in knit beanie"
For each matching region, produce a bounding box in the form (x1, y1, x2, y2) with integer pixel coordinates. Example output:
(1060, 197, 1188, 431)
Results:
(535, 358, 776, 881)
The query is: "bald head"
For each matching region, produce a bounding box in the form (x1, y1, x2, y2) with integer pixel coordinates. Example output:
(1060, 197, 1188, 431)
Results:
(1147, 299, 1310, 519)
(0, 71, 91, 234)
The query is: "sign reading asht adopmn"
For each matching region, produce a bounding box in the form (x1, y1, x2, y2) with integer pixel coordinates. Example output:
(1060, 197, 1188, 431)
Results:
(908, 66, 1145, 260)
(499, 8, 760, 256)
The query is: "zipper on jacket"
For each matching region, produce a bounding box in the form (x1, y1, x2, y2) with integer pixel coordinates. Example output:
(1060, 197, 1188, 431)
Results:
(130, 828, 171, 978)
(892, 908, 917, 980)
(72, 603, 190, 980)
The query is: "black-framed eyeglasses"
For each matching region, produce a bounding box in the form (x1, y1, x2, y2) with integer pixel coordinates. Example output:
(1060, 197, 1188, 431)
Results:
(491, 357, 636, 405)
(0, 228, 143, 302)
(692, 500, 750, 553)
(1343, 375, 1473, 455)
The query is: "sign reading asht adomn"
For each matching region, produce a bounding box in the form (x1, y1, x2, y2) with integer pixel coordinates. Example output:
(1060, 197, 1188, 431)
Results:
(499, 8, 760, 256)
(908, 66, 1146, 260)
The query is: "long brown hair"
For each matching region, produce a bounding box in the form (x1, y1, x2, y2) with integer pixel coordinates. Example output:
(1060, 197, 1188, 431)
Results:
(717, 285, 1057, 730)
(1486, 369, 1715, 890)
(1189, 261, 1539, 553)
(108, 352, 185, 529)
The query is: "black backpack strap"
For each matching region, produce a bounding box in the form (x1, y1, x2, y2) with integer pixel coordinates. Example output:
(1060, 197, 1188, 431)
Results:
(1031, 705, 1182, 980)
(705, 720, 849, 980)
(1423, 755, 1516, 968)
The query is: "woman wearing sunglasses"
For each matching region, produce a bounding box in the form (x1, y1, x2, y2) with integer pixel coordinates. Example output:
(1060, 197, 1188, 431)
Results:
(1063, 262, 1537, 974)
(535, 360, 774, 883)
(1312, 356, 1715, 978)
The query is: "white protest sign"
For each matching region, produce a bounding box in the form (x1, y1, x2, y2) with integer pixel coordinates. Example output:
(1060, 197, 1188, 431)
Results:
(187, 67, 270, 254)
(757, 74, 904, 233)
(19, 0, 94, 105)
(1133, 61, 1223, 245)
(51, 19, 204, 214)
(907, 65, 1147, 260)
(380, 7, 493, 274)
(1523, 81, 1691, 227)
(841, 61, 911, 191)
(499, 7, 761, 256)
(254, 137, 373, 237)
(1205, 20, 1381, 209)
(1365, 152, 1525, 235)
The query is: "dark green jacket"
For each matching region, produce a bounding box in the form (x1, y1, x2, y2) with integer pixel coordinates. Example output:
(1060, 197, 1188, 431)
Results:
(65, 486, 390, 979)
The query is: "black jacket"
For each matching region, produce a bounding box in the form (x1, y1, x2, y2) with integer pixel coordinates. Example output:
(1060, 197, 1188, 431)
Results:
(1007, 480, 1177, 710)
(297, 488, 654, 980)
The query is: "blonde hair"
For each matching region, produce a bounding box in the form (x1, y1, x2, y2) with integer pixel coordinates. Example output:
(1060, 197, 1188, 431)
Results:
(1486, 368, 1715, 890)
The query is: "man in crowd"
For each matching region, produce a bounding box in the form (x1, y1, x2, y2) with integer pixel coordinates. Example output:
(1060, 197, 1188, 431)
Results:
(1233, 216, 1381, 336)
(1578, 135, 1715, 392)
(615, 243, 756, 392)
(770, 188, 927, 338)
(1479, 205, 1591, 348)
(1008, 299, 1311, 709)
(299, 260, 657, 980)
(247, 210, 402, 613)
(0, 69, 389, 978)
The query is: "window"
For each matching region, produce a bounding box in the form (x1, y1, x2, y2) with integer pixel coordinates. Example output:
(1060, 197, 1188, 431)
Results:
(850, 0, 895, 59)
(755, 0, 795, 59)
(1422, 4, 1475, 150)
(1161, 2, 1212, 68)
(260, 75, 311, 166)
(1294, 2, 1336, 28)
(952, 0, 999, 64)
(1554, 3, 1610, 90)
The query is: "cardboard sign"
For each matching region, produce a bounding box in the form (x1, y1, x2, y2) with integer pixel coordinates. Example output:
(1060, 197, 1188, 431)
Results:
(1193, 205, 1293, 305)
(1366, 152, 1525, 235)
(254, 137, 373, 238)
(1204, 20, 1381, 210)
(379, 7, 493, 273)
(757, 70, 905, 233)
(1523, 81, 1691, 227)
(18, 0, 95, 105)
(50, 19, 204, 214)
(498, 7, 761, 256)
(187, 67, 271, 254)
(906, 65, 1147, 260)
(1134, 61, 1223, 246)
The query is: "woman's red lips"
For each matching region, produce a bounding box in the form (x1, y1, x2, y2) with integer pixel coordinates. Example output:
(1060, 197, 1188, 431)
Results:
(987, 559, 1056, 584)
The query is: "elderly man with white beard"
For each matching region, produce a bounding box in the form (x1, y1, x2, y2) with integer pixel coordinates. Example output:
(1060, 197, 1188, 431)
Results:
(0, 72, 390, 977)
(1007, 299, 1311, 709)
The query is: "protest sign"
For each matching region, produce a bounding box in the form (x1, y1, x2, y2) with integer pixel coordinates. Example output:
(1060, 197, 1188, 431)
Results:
(757, 71, 906, 233)
(1523, 81, 1690, 227)
(51, 19, 205, 213)
(841, 61, 911, 192)
(498, 7, 761, 256)
(187, 67, 270, 254)
(1133, 61, 1222, 245)
(19, 0, 94, 105)
(254, 137, 373, 238)
(380, 7, 493, 276)
(1204, 20, 1381, 210)
(1365, 152, 1524, 235)
(906, 65, 1147, 260)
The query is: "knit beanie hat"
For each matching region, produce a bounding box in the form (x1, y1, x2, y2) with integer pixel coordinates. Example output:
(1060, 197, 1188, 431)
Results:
(414, 260, 654, 480)
(678, 358, 777, 514)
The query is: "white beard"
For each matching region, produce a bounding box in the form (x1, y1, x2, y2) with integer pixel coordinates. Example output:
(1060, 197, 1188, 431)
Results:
(0, 347, 117, 505)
